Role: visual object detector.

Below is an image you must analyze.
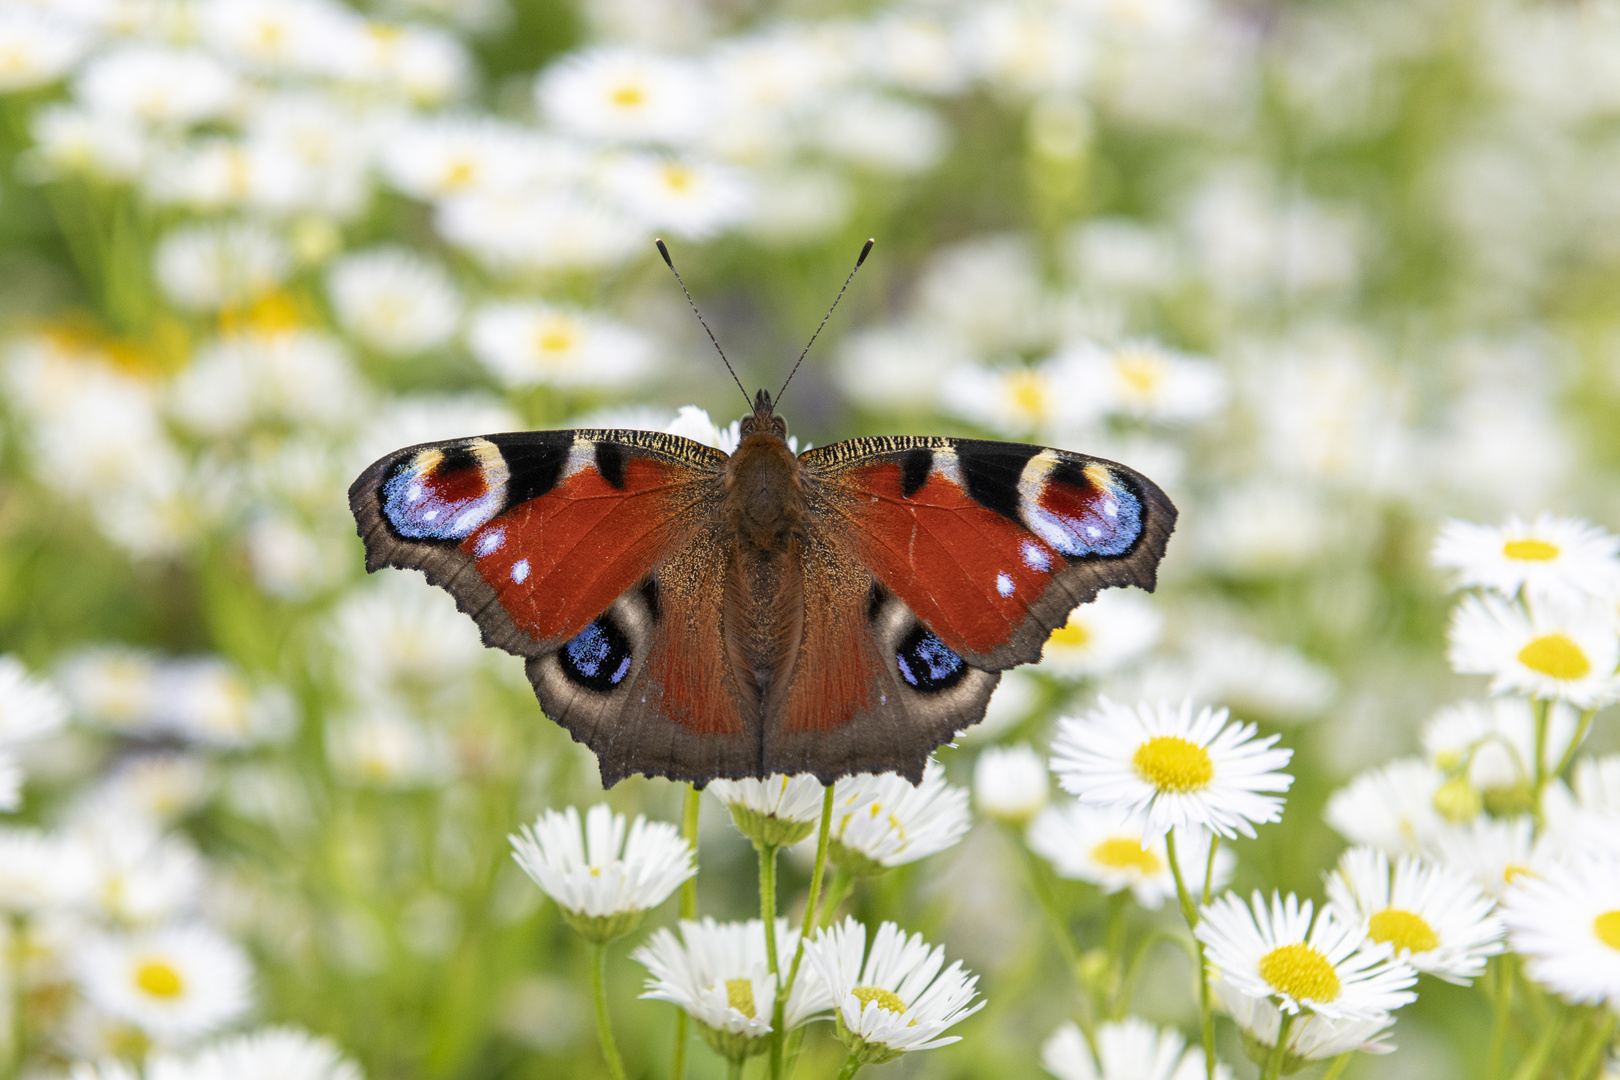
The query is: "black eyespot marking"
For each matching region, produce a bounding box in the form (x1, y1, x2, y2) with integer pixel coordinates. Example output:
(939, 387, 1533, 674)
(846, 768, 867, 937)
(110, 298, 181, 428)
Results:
(895, 624, 966, 693)
(438, 444, 479, 474)
(639, 576, 661, 623)
(489, 432, 570, 506)
(560, 614, 634, 692)
(595, 441, 628, 489)
(958, 442, 1040, 522)
(898, 448, 932, 498)
(865, 580, 885, 623)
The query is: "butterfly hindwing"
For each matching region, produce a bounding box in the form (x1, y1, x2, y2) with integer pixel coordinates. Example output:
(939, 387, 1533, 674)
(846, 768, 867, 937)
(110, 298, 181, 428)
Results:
(349, 428, 762, 783)
(800, 436, 1177, 670)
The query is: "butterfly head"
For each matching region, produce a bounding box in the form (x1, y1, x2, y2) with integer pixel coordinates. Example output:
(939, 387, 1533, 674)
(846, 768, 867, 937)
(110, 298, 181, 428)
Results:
(739, 388, 788, 443)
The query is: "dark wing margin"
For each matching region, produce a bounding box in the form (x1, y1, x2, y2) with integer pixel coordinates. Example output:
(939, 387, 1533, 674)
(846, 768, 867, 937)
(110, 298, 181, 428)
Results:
(800, 435, 1177, 671)
(350, 427, 764, 786)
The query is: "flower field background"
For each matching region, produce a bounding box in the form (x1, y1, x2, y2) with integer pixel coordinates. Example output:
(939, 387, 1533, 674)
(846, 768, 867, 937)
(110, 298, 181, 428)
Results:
(1, 0, 1619, 1078)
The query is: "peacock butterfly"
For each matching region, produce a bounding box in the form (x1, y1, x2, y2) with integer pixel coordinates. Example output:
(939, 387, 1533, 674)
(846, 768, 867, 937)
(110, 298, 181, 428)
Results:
(348, 241, 1176, 787)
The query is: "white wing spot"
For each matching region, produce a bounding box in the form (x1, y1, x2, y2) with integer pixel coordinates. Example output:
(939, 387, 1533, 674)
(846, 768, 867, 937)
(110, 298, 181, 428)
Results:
(423, 509, 439, 521)
(1104, 499, 1119, 518)
(406, 482, 424, 501)
(475, 529, 506, 557)
(1087, 526, 1102, 538)
(511, 559, 530, 583)
(996, 572, 1015, 597)
(1021, 540, 1052, 572)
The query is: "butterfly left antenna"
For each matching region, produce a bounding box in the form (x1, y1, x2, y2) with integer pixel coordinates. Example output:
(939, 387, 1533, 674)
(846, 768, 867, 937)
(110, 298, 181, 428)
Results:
(656, 238, 751, 411)
(776, 238, 874, 406)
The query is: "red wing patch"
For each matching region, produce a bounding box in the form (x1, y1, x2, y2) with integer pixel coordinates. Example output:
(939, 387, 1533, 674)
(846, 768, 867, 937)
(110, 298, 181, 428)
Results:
(460, 456, 686, 644)
(840, 460, 1064, 657)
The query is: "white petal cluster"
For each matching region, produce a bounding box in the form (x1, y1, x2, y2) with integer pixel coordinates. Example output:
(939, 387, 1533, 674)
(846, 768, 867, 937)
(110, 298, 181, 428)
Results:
(709, 773, 829, 848)
(1042, 1017, 1229, 1080)
(509, 804, 694, 920)
(1212, 977, 1397, 1063)
(147, 1026, 363, 1080)
(1501, 853, 1620, 1006)
(1447, 592, 1620, 708)
(73, 924, 254, 1041)
(1432, 514, 1620, 605)
(803, 917, 984, 1062)
(825, 761, 971, 873)
(1051, 698, 1293, 842)
(632, 917, 833, 1047)
(1028, 804, 1231, 910)
(1324, 846, 1504, 984)
(973, 743, 1049, 825)
(0, 654, 69, 810)
(1197, 891, 1417, 1021)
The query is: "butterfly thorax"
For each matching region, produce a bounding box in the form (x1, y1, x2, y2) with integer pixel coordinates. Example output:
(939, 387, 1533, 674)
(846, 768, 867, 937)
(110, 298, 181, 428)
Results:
(724, 393, 804, 553)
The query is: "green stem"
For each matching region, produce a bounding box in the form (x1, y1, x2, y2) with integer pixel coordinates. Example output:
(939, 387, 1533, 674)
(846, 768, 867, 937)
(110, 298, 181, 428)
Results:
(1571, 1009, 1617, 1080)
(1260, 1011, 1295, 1080)
(1165, 830, 1215, 1080)
(590, 941, 628, 1080)
(834, 1053, 863, 1080)
(1508, 1012, 1566, 1080)
(1531, 698, 1550, 816)
(8, 914, 26, 1079)
(671, 785, 701, 1080)
(1552, 709, 1597, 783)
(1489, 955, 1516, 1080)
(727, 1057, 745, 1080)
(819, 866, 854, 931)
(776, 786, 835, 1080)
(1202, 834, 1221, 907)
(758, 841, 781, 1079)
(1320, 1053, 1354, 1080)
(1117, 929, 1185, 1019)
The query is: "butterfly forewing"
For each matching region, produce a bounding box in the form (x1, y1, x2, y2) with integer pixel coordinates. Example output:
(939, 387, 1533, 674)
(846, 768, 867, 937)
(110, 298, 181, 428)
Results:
(800, 436, 1177, 669)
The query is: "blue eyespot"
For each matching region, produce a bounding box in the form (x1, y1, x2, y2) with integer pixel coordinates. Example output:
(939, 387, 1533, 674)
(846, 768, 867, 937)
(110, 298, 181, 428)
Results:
(560, 617, 634, 692)
(896, 625, 966, 693)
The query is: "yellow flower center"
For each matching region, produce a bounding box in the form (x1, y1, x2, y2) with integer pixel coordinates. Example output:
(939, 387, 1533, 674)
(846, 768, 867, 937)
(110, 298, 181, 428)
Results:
(1257, 942, 1340, 1003)
(852, 986, 907, 1015)
(1114, 351, 1165, 395)
(1132, 736, 1214, 793)
(1007, 371, 1049, 420)
(661, 164, 694, 192)
(1090, 837, 1162, 875)
(1516, 634, 1591, 681)
(1502, 863, 1532, 887)
(441, 159, 477, 191)
(134, 959, 185, 999)
(1503, 539, 1559, 562)
(611, 83, 646, 108)
(725, 977, 757, 1016)
(1367, 908, 1440, 955)
(535, 321, 577, 356)
(1047, 612, 1091, 648)
(1594, 910, 1620, 951)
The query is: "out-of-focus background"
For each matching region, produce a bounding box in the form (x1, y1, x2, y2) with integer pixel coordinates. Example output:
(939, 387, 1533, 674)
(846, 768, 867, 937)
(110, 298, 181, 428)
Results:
(0, 0, 1616, 1076)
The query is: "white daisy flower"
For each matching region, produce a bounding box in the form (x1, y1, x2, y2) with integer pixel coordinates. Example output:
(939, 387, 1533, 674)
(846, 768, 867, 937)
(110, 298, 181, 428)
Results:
(378, 115, 559, 200)
(509, 803, 695, 942)
(1037, 590, 1163, 679)
(467, 301, 653, 389)
(435, 188, 642, 273)
(0, 827, 93, 913)
(822, 761, 971, 875)
(1052, 340, 1229, 423)
(1432, 514, 1620, 605)
(1197, 892, 1417, 1021)
(348, 20, 470, 107)
(71, 815, 206, 927)
(803, 917, 984, 1065)
(1049, 698, 1294, 843)
(1424, 815, 1555, 899)
(940, 360, 1092, 440)
(808, 92, 948, 174)
(663, 404, 739, 451)
(1575, 755, 1620, 817)
(631, 917, 834, 1061)
(1042, 1017, 1229, 1080)
(75, 46, 238, 127)
(146, 1026, 363, 1080)
(1501, 853, 1620, 1005)
(1212, 977, 1397, 1063)
(0, 9, 90, 91)
(708, 774, 828, 849)
(1421, 698, 1581, 808)
(153, 221, 292, 313)
(75, 925, 253, 1041)
(56, 645, 162, 735)
(325, 711, 453, 790)
(1447, 593, 1620, 708)
(326, 246, 461, 356)
(0, 654, 69, 810)
(603, 153, 753, 239)
(537, 46, 711, 145)
(1324, 846, 1504, 985)
(1027, 803, 1232, 910)
(196, 0, 358, 78)
(973, 743, 1049, 826)
(27, 104, 147, 180)
(1323, 758, 1451, 856)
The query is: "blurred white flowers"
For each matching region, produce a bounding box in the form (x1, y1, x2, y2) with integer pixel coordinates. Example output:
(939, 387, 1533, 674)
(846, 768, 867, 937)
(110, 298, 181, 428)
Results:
(327, 247, 461, 356)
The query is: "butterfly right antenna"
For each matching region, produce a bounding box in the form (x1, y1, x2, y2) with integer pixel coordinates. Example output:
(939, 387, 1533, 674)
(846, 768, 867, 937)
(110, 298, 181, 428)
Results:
(656, 238, 751, 412)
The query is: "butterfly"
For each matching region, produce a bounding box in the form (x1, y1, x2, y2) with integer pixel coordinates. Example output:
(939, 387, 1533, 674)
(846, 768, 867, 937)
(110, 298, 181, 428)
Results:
(348, 242, 1176, 787)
